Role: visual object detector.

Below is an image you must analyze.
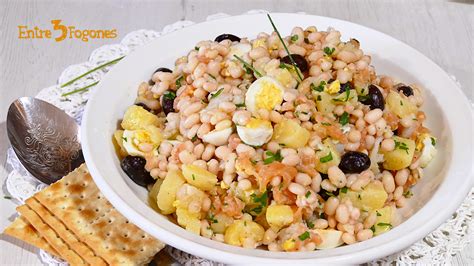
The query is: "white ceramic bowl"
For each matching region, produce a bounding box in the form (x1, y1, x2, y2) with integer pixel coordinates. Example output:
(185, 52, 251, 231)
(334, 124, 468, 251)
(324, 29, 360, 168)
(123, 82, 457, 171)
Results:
(82, 13, 474, 264)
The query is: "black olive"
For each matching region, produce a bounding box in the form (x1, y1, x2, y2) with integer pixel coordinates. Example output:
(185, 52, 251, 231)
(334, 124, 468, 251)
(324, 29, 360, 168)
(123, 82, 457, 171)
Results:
(339, 82, 354, 93)
(361, 84, 385, 110)
(120, 156, 154, 187)
(135, 103, 151, 112)
(154, 67, 172, 74)
(280, 54, 309, 73)
(339, 151, 371, 174)
(320, 188, 339, 201)
(161, 91, 176, 115)
(214, 34, 241, 43)
(398, 85, 414, 97)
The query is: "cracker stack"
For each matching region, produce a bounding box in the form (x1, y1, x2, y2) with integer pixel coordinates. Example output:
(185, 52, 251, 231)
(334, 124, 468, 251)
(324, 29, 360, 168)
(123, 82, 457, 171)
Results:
(3, 164, 165, 265)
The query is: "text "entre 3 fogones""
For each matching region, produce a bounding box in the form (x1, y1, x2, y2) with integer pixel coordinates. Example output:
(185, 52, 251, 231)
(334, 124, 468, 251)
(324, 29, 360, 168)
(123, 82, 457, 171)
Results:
(18, 20, 117, 42)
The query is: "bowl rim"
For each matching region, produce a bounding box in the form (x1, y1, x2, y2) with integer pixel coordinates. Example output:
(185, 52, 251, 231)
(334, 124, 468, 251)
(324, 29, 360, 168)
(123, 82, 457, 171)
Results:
(81, 12, 474, 264)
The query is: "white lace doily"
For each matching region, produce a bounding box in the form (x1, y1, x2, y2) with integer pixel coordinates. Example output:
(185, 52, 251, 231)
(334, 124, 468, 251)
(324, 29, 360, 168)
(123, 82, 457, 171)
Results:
(4, 10, 473, 266)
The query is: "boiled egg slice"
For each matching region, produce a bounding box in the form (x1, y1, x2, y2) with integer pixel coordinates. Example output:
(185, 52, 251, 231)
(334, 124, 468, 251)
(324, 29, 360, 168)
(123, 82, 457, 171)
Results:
(245, 76, 285, 116)
(237, 118, 273, 146)
(418, 134, 437, 168)
(122, 125, 162, 157)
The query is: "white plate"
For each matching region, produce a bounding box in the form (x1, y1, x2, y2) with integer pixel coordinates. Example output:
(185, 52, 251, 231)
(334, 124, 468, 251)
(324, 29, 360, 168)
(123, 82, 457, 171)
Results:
(81, 13, 474, 264)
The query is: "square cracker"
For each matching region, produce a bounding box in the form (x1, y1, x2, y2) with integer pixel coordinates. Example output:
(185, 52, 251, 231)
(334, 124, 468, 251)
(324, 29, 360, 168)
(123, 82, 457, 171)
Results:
(3, 216, 60, 258)
(34, 164, 165, 265)
(17, 204, 86, 265)
(26, 197, 107, 265)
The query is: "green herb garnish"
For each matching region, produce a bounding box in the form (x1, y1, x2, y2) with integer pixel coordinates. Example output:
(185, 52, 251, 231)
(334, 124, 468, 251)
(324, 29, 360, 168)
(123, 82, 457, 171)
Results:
(233, 55, 262, 77)
(298, 231, 310, 241)
(122, 137, 127, 142)
(4, 196, 12, 200)
(208, 73, 216, 80)
(307, 221, 314, 229)
(358, 95, 370, 102)
(323, 47, 335, 56)
(207, 213, 218, 223)
(376, 211, 382, 216)
(266, 14, 303, 81)
(339, 112, 349, 126)
(400, 100, 404, 106)
(175, 75, 184, 88)
(305, 191, 311, 198)
(191, 135, 198, 142)
(332, 88, 350, 102)
(291, 34, 299, 42)
(210, 88, 224, 99)
(311, 81, 326, 92)
(377, 222, 393, 228)
(394, 140, 409, 154)
(192, 174, 196, 180)
(316, 95, 322, 101)
(61, 81, 99, 97)
(340, 187, 348, 194)
(320, 152, 333, 163)
(370, 225, 376, 232)
(195, 46, 199, 51)
(163, 91, 176, 100)
(264, 150, 283, 164)
(431, 137, 436, 146)
(403, 190, 414, 198)
(236, 102, 246, 108)
(321, 122, 331, 126)
(60, 56, 124, 88)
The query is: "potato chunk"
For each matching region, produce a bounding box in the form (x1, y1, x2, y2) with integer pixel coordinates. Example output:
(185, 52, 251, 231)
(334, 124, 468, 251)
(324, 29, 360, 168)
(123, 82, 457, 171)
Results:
(266, 205, 293, 230)
(182, 164, 217, 191)
(121, 105, 160, 130)
(176, 207, 201, 235)
(382, 136, 415, 170)
(272, 119, 310, 148)
(314, 229, 343, 249)
(373, 206, 394, 236)
(314, 91, 336, 114)
(386, 91, 417, 118)
(148, 178, 163, 212)
(224, 220, 265, 247)
(315, 139, 341, 174)
(341, 182, 388, 212)
(157, 170, 185, 214)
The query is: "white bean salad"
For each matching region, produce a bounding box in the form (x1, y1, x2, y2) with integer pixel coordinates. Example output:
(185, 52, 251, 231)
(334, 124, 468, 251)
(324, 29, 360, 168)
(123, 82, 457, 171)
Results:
(114, 16, 437, 251)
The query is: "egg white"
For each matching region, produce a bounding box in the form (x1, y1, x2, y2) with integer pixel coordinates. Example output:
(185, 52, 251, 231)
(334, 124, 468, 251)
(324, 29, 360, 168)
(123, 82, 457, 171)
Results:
(237, 118, 273, 146)
(245, 76, 285, 116)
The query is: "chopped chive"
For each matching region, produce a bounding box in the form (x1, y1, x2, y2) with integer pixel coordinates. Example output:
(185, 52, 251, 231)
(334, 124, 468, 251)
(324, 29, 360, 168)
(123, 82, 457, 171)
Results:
(320, 152, 333, 163)
(431, 137, 436, 146)
(290, 35, 299, 42)
(233, 55, 262, 77)
(305, 191, 311, 198)
(4, 196, 12, 199)
(208, 73, 216, 80)
(376, 211, 382, 216)
(60, 56, 124, 88)
(311, 81, 326, 92)
(195, 46, 199, 51)
(210, 88, 224, 99)
(175, 75, 185, 88)
(61, 81, 99, 97)
(323, 47, 335, 56)
(192, 174, 196, 180)
(340, 187, 348, 194)
(377, 222, 393, 228)
(339, 112, 349, 126)
(321, 122, 331, 126)
(266, 14, 303, 81)
(236, 102, 246, 108)
(307, 221, 314, 229)
(298, 231, 310, 241)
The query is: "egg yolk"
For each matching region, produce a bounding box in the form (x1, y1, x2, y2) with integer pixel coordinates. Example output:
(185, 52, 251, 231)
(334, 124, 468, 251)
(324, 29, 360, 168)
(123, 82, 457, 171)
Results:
(246, 118, 272, 129)
(325, 80, 341, 94)
(255, 81, 283, 111)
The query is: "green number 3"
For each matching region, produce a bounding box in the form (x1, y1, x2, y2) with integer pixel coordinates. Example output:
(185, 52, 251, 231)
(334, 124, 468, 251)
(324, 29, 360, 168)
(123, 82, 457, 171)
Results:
(51, 19, 67, 42)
